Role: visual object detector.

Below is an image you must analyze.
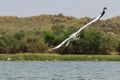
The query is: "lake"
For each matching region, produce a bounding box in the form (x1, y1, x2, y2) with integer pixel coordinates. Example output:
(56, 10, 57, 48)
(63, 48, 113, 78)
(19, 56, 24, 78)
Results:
(0, 61, 120, 80)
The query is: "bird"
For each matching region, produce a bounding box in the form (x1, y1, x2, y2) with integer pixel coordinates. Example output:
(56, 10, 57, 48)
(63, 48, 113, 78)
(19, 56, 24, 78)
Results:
(49, 7, 107, 51)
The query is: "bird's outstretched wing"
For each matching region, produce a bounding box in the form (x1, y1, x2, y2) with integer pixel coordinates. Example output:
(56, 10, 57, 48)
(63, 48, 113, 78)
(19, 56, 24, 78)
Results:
(75, 7, 107, 34)
(75, 15, 101, 34)
(49, 37, 70, 51)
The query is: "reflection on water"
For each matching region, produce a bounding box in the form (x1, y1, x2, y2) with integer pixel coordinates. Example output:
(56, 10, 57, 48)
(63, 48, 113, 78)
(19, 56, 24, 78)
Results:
(0, 61, 120, 80)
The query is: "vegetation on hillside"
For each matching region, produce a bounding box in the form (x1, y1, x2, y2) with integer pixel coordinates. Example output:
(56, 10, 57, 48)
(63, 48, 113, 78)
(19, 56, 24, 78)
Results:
(0, 13, 120, 54)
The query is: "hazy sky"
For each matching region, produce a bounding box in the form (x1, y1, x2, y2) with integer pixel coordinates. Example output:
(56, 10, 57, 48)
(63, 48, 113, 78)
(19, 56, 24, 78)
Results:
(0, 0, 119, 19)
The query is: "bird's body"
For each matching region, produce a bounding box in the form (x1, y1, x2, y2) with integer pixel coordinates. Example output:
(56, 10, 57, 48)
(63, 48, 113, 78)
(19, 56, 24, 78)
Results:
(49, 7, 107, 51)
(69, 33, 80, 41)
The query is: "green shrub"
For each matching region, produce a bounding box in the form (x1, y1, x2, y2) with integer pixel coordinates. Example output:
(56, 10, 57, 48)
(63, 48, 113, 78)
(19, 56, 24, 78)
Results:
(0, 35, 22, 53)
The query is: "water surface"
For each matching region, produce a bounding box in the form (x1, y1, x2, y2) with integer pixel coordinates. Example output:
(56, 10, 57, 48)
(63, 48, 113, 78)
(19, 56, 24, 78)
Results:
(0, 61, 120, 80)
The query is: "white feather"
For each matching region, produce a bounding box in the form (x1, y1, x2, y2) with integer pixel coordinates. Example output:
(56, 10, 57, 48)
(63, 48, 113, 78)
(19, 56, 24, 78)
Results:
(65, 40, 70, 47)
(49, 37, 70, 51)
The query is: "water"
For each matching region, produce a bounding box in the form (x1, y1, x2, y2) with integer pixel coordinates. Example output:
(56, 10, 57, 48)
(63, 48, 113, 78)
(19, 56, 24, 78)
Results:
(0, 61, 120, 80)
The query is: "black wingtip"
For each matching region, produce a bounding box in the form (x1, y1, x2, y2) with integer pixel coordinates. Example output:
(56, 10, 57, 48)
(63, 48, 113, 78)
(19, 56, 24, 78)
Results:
(104, 7, 107, 10)
(98, 7, 107, 19)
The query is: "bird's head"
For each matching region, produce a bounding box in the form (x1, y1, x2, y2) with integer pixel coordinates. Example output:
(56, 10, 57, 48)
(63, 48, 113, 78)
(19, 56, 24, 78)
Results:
(76, 33, 80, 39)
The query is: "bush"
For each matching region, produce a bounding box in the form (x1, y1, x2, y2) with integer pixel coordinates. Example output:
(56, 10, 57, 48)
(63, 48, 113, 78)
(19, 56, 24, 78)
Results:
(0, 35, 22, 53)
(14, 31, 25, 40)
(21, 32, 48, 53)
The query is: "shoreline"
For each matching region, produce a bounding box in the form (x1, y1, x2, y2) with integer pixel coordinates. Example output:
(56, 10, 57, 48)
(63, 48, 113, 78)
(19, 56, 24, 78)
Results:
(0, 53, 120, 61)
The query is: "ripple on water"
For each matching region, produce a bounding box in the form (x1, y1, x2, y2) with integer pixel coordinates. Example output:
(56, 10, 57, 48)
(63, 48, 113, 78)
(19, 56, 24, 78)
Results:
(0, 61, 120, 80)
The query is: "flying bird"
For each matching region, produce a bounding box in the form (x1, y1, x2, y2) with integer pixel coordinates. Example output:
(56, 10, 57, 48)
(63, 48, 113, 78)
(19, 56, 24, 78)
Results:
(49, 7, 107, 51)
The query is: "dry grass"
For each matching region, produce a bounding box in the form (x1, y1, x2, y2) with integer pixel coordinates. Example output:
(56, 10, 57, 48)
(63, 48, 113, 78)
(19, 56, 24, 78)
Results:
(0, 53, 120, 61)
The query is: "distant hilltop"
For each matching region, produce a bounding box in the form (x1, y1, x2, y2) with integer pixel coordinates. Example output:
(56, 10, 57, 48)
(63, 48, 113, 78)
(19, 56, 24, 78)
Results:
(0, 13, 120, 35)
